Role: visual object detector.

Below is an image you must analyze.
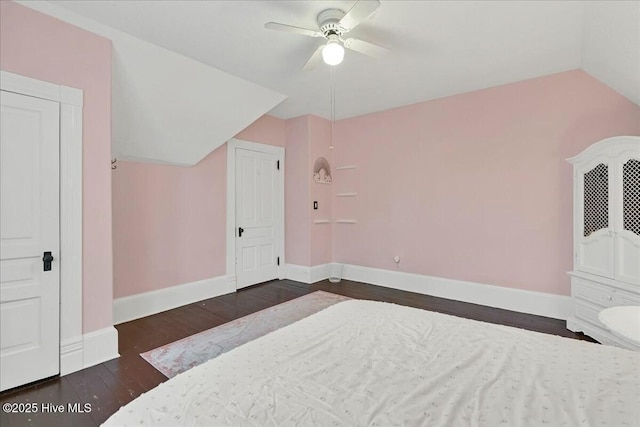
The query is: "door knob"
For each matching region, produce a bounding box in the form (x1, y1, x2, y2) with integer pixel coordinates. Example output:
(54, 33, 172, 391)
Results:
(238, 227, 244, 237)
(43, 251, 54, 271)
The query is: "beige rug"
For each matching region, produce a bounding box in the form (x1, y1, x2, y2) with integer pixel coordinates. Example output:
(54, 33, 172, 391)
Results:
(140, 291, 351, 378)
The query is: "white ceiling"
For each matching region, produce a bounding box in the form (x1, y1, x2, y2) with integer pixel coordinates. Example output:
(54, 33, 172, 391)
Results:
(44, 1, 640, 119)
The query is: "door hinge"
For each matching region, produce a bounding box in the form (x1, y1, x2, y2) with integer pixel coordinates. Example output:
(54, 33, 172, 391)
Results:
(277, 256, 280, 266)
(276, 160, 280, 170)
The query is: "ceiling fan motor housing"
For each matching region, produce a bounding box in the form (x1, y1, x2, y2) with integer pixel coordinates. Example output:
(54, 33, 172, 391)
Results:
(318, 9, 346, 37)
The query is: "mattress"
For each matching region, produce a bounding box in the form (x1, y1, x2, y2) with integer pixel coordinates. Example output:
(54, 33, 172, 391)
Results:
(103, 300, 640, 426)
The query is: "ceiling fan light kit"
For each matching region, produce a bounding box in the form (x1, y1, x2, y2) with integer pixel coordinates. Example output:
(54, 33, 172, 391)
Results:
(322, 37, 345, 66)
(265, 0, 388, 71)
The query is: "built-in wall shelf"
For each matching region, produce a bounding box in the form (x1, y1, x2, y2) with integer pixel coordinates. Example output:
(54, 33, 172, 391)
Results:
(313, 219, 331, 224)
(313, 157, 332, 183)
(335, 165, 357, 170)
(335, 219, 357, 224)
(336, 192, 357, 197)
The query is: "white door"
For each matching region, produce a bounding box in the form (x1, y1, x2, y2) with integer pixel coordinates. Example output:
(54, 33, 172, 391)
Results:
(0, 90, 60, 391)
(235, 148, 281, 289)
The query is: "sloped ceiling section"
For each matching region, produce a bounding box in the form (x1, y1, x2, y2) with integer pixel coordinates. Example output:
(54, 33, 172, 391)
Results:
(111, 34, 286, 165)
(19, 1, 286, 166)
(581, 1, 640, 106)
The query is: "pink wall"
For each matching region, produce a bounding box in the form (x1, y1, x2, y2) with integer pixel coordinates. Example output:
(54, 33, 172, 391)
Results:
(112, 115, 285, 298)
(332, 70, 640, 296)
(112, 150, 226, 297)
(284, 116, 311, 266)
(283, 114, 334, 267)
(1, 2, 113, 333)
(309, 115, 333, 265)
(235, 114, 285, 148)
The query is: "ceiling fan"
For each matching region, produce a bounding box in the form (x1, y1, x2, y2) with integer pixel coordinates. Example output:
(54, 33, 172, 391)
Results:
(265, 0, 390, 70)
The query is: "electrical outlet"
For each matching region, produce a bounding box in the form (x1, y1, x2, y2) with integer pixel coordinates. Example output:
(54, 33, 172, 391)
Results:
(394, 256, 400, 265)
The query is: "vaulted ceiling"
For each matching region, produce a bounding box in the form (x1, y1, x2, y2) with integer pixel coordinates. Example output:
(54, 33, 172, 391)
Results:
(42, 0, 640, 120)
(15, 1, 639, 165)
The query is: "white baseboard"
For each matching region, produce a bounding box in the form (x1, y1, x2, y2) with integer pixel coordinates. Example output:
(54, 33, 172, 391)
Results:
(310, 263, 332, 283)
(285, 263, 332, 284)
(285, 264, 311, 283)
(60, 326, 120, 375)
(83, 326, 120, 369)
(113, 275, 234, 324)
(341, 264, 572, 320)
(60, 337, 84, 375)
(286, 263, 571, 319)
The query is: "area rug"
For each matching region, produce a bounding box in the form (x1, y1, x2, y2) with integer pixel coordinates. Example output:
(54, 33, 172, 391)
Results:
(140, 290, 351, 378)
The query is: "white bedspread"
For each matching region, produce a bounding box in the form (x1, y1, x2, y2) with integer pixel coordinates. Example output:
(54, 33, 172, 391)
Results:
(104, 300, 640, 426)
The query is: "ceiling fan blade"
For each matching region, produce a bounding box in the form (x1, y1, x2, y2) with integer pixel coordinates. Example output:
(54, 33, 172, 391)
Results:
(339, 0, 381, 32)
(302, 45, 325, 71)
(343, 38, 389, 58)
(265, 22, 323, 38)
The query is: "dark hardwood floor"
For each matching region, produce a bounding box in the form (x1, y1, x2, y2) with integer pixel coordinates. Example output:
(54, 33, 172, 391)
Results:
(0, 279, 594, 426)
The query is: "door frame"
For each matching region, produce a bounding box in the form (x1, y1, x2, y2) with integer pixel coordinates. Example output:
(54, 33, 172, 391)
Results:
(226, 138, 285, 289)
(1, 70, 83, 375)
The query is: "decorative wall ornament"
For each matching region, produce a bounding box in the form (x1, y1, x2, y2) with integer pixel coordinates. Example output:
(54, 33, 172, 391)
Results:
(313, 157, 332, 183)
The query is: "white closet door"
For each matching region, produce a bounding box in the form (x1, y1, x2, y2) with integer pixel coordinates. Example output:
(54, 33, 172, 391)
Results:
(613, 154, 640, 285)
(575, 156, 614, 278)
(0, 90, 60, 391)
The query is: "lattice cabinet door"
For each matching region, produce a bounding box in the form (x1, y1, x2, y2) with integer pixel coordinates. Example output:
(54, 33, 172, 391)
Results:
(575, 157, 615, 278)
(614, 154, 640, 285)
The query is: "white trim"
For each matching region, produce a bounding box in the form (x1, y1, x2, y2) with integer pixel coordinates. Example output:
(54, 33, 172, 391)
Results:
(310, 264, 332, 283)
(113, 276, 234, 324)
(285, 263, 332, 284)
(335, 165, 358, 170)
(226, 275, 237, 292)
(226, 138, 285, 289)
(285, 264, 313, 283)
(60, 85, 83, 107)
(335, 219, 358, 224)
(0, 70, 61, 102)
(341, 264, 573, 320)
(59, 337, 83, 376)
(1, 71, 86, 376)
(59, 87, 84, 374)
(82, 327, 119, 369)
(255, 262, 572, 319)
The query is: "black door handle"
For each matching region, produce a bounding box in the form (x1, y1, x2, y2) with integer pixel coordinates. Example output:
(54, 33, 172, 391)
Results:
(43, 251, 54, 271)
(238, 227, 244, 237)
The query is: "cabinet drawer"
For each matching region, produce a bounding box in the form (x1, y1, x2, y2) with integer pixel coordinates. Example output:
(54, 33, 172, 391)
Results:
(572, 277, 640, 308)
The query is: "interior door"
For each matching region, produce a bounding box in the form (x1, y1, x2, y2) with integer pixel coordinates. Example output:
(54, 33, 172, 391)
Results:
(0, 90, 60, 391)
(235, 148, 280, 289)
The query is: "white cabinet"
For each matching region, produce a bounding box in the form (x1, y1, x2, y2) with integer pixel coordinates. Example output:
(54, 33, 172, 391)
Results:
(567, 136, 640, 350)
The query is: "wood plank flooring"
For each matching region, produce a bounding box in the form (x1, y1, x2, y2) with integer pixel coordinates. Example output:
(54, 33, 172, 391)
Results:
(0, 278, 595, 426)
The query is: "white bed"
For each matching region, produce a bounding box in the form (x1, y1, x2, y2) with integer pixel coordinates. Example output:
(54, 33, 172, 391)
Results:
(103, 300, 640, 426)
